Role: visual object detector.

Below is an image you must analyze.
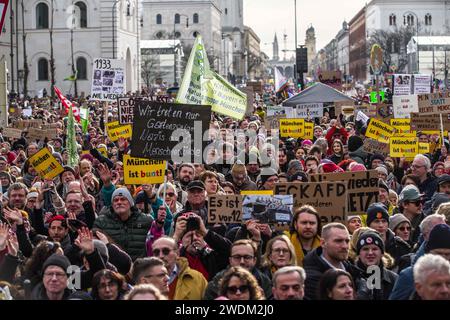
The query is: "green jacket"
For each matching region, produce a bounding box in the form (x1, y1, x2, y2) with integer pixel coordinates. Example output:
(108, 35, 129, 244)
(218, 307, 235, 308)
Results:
(93, 206, 153, 261)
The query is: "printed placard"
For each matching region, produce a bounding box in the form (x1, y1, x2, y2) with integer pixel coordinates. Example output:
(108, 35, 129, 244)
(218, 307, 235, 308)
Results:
(389, 137, 419, 158)
(242, 195, 293, 224)
(106, 121, 132, 142)
(390, 118, 412, 134)
(303, 122, 314, 140)
(295, 103, 323, 118)
(208, 195, 243, 224)
(90, 58, 126, 101)
(279, 119, 305, 138)
(123, 155, 166, 185)
(29, 148, 64, 180)
(413, 74, 432, 94)
(365, 118, 395, 143)
(419, 142, 430, 154)
(393, 74, 412, 96)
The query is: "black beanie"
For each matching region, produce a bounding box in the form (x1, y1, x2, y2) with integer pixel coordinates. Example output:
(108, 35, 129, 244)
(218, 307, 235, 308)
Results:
(357, 231, 385, 254)
(426, 224, 450, 253)
(366, 202, 390, 227)
(378, 179, 389, 193)
(370, 153, 385, 164)
(42, 254, 71, 275)
(347, 136, 364, 152)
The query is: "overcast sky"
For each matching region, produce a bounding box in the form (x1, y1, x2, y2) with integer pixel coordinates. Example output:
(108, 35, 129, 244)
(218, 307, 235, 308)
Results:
(243, 0, 368, 59)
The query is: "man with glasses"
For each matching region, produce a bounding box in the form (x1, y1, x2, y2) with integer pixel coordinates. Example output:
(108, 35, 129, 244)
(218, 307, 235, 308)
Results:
(151, 236, 207, 300)
(257, 168, 279, 191)
(131, 257, 169, 298)
(204, 239, 272, 300)
(399, 185, 426, 244)
(411, 154, 437, 202)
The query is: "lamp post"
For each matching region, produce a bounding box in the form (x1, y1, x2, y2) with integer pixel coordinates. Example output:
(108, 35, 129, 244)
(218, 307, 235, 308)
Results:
(173, 14, 189, 86)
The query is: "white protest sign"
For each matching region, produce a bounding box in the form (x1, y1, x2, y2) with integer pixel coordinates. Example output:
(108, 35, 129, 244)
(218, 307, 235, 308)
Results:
(356, 111, 369, 124)
(295, 103, 323, 118)
(393, 95, 419, 119)
(90, 58, 126, 101)
(413, 74, 432, 94)
(393, 74, 412, 96)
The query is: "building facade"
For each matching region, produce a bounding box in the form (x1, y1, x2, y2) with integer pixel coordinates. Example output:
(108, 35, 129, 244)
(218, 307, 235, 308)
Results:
(336, 21, 350, 82)
(349, 7, 367, 83)
(244, 25, 261, 80)
(305, 25, 316, 77)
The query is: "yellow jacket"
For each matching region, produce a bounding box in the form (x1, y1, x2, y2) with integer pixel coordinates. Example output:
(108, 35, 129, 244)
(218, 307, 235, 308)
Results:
(284, 231, 321, 267)
(173, 257, 208, 300)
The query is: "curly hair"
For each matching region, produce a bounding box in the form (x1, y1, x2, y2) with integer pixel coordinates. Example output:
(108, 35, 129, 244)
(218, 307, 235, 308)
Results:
(91, 269, 128, 300)
(23, 241, 62, 285)
(219, 266, 264, 300)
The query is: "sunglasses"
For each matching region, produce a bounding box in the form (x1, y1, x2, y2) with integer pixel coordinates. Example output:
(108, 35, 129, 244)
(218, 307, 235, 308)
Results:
(398, 226, 411, 231)
(153, 248, 173, 256)
(226, 285, 250, 295)
(166, 192, 176, 197)
(408, 200, 423, 206)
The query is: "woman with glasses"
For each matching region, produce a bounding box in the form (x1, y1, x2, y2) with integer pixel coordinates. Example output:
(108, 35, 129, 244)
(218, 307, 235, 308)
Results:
(91, 269, 128, 300)
(157, 182, 183, 216)
(389, 214, 412, 244)
(218, 266, 264, 300)
(260, 235, 297, 280)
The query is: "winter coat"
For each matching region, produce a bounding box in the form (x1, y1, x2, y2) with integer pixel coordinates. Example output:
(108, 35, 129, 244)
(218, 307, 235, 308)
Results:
(172, 257, 208, 300)
(385, 229, 411, 269)
(93, 206, 153, 260)
(418, 174, 437, 203)
(356, 261, 398, 300)
(348, 146, 368, 165)
(31, 283, 72, 300)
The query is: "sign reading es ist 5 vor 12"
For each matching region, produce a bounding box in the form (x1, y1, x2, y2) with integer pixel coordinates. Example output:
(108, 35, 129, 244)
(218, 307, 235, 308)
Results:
(90, 58, 125, 101)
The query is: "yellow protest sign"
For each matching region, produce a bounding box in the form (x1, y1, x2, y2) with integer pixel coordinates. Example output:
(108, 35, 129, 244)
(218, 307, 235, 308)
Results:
(280, 119, 305, 138)
(29, 148, 64, 180)
(303, 122, 314, 140)
(366, 118, 395, 143)
(240, 190, 274, 195)
(123, 155, 166, 185)
(390, 137, 419, 158)
(106, 121, 132, 142)
(390, 118, 411, 134)
(422, 130, 449, 136)
(419, 142, 430, 154)
(97, 146, 108, 158)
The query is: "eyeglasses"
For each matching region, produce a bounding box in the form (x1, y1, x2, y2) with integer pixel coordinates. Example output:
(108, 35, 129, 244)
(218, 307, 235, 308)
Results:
(44, 272, 67, 279)
(398, 226, 411, 231)
(407, 200, 423, 206)
(230, 255, 254, 262)
(227, 285, 250, 294)
(153, 248, 173, 256)
(166, 192, 176, 197)
(272, 248, 290, 255)
(266, 178, 279, 183)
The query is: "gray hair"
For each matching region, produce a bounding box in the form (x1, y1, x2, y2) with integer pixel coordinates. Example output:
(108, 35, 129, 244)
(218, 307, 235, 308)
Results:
(272, 266, 306, 288)
(414, 254, 450, 285)
(419, 214, 446, 240)
(156, 182, 178, 199)
(413, 154, 431, 170)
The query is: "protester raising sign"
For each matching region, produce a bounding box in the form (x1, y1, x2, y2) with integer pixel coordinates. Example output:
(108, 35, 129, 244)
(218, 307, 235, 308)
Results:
(242, 195, 293, 224)
(29, 148, 64, 180)
(123, 155, 166, 185)
(295, 103, 323, 118)
(208, 195, 243, 224)
(418, 92, 450, 114)
(365, 118, 395, 143)
(362, 138, 389, 157)
(274, 182, 348, 224)
(393, 95, 418, 119)
(389, 137, 419, 158)
(90, 58, 125, 101)
(106, 121, 132, 142)
(131, 101, 211, 162)
(118, 97, 135, 124)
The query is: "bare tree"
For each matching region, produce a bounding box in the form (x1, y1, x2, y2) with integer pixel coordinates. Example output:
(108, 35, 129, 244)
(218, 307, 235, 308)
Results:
(49, 0, 55, 97)
(21, 0, 29, 96)
(141, 55, 168, 88)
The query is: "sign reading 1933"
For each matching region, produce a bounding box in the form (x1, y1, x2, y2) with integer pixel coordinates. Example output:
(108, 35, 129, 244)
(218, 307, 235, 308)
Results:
(90, 58, 126, 102)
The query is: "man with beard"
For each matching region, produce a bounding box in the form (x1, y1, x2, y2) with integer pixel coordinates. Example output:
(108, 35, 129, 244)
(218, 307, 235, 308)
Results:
(7, 182, 28, 210)
(56, 166, 77, 198)
(174, 163, 194, 205)
(227, 162, 256, 193)
(284, 206, 322, 266)
(272, 266, 306, 300)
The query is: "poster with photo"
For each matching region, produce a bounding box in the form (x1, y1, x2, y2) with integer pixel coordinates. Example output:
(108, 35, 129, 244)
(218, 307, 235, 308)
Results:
(393, 74, 412, 96)
(90, 58, 126, 101)
(242, 195, 293, 224)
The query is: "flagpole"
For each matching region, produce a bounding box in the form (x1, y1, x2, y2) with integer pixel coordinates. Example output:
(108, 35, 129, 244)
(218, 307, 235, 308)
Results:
(162, 161, 168, 201)
(440, 113, 445, 147)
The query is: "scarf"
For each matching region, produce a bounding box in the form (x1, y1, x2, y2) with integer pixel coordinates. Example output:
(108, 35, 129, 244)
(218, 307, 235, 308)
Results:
(285, 231, 321, 267)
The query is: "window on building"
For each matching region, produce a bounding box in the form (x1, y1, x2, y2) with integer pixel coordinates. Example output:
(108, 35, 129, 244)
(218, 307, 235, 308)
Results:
(175, 14, 180, 24)
(193, 13, 199, 24)
(75, 2, 87, 28)
(36, 3, 49, 29)
(140, 16, 144, 27)
(126, 1, 131, 16)
(404, 14, 415, 26)
(193, 31, 200, 38)
(225, 8, 228, 15)
(38, 58, 49, 81)
(76, 57, 87, 80)
(425, 14, 432, 26)
(156, 14, 162, 24)
(389, 14, 396, 26)
(174, 31, 181, 38)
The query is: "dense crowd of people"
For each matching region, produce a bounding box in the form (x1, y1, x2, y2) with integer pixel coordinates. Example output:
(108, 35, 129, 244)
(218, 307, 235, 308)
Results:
(0, 85, 449, 301)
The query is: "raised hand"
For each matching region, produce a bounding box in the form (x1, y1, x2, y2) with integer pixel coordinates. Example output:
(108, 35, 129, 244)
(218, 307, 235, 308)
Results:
(74, 227, 94, 255)
(3, 207, 24, 225)
(97, 163, 112, 185)
(6, 232, 19, 257)
(245, 219, 261, 242)
(0, 222, 8, 250)
(95, 230, 109, 245)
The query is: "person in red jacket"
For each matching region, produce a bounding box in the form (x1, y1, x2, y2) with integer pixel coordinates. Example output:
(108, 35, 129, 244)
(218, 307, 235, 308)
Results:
(325, 118, 349, 156)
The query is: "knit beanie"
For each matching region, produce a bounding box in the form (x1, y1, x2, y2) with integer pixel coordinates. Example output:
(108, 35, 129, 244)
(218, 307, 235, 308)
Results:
(320, 159, 344, 173)
(370, 153, 385, 164)
(287, 160, 303, 173)
(366, 203, 390, 227)
(258, 168, 278, 185)
(378, 179, 389, 193)
(357, 231, 385, 254)
(375, 165, 388, 177)
(425, 224, 450, 253)
(112, 187, 135, 206)
(347, 136, 363, 152)
(231, 162, 247, 177)
(42, 254, 71, 275)
(389, 214, 411, 232)
(349, 163, 367, 172)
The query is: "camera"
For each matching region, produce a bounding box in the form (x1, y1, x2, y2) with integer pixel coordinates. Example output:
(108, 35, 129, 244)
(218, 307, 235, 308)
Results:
(186, 216, 200, 232)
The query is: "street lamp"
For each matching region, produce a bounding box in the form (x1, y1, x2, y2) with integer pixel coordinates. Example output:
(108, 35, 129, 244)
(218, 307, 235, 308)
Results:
(173, 14, 189, 86)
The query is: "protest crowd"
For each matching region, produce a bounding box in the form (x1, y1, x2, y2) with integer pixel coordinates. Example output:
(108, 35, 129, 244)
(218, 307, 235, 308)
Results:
(1, 42, 450, 302)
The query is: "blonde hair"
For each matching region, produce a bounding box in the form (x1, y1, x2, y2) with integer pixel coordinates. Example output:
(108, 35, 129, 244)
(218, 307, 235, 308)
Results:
(262, 235, 297, 269)
(124, 284, 167, 300)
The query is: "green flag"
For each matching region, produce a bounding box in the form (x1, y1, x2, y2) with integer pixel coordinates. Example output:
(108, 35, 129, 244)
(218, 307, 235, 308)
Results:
(66, 107, 79, 168)
(80, 107, 89, 134)
(64, 70, 78, 81)
(176, 36, 247, 120)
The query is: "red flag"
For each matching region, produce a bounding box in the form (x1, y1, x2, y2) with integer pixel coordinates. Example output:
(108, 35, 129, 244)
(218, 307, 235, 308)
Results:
(54, 86, 80, 122)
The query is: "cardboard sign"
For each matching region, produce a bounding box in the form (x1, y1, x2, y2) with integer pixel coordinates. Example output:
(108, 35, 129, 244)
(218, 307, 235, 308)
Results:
(309, 170, 379, 216)
(90, 58, 126, 101)
(390, 118, 412, 134)
(303, 122, 314, 140)
(2, 127, 22, 139)
(118, 97, 135, 124)
(264, 114, 286, 130)
(14, 119, 43, 129)
(419, 142, 430, 154)
(410, 113, 450, 131)
(279, 119, 305, 138)
(274, 182, 348, 224)
(362, 138, 390, 157)
(390, 137, 419, 158)
(106, 121, 132, 142)
(123, 155, 166, 185)
(208, 195, 243, 224)
(29, 148, 64, 180)
(393, 95, 419, 119)
(131, 101, 211, 162)
(295, 103, 323, 118)
(366, 118, 395, 143)
(418, 92, 450, 114)
(27, 128, 59, 141)
(242, 195, 293, 224)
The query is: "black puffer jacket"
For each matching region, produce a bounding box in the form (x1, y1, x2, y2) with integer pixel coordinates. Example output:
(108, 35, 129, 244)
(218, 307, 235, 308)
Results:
(385, 229, 411, 269)
(356, 260, 398, 300)
(93, 206, 153, 260)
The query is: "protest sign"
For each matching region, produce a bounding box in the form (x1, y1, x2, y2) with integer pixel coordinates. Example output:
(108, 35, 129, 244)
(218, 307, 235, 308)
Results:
(242, 195, 293, 224)
(356, 111, 369, 124)
(376, 104, 394, 121)
(264, 114, 286, 130)
(123, 155, 166, 185)
(106, 121, 132, 142)
(410, 113, 450, 131)
(390, 118, 412, 134)
(418, 92, 450, 114)
(393, 74, 412, 95)
(295, 103, 323, 118)
(390, 137, 419, 158)
(240, 190, 274, 196)
(2, 127, 22, 139)
(29, 148, 64, 180)
(266, 105, 286, 117)
(370, 91, 385, 104)
(131, 101, 211, 162)
(279, 119, 305, 138)
(274, 182, 347, 224)
(362, 138, 390, 157)
(118, 97, 135, 124)
(27, 128, 59, 141)
(309, 170, 379, 215)
(413, 74, 432, 94)
(303, 122, 314, 140)
(90, 58, 125, 101)
(365, 118, 395, 143)
(355, 104, 376, 118)
(419, 142, 430, 154)
(393, 95, 418, 118)
(208, 195, 243, 224)
(14, 119, 43, 129)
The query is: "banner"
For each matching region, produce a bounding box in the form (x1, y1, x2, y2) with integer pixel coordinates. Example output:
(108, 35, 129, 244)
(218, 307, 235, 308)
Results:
(413, 74, 432, 94)
(279, 119, 305, 138)
(362, 138, 390, 157)
(274, 182, 348, 224)
(90, 58, 126, 101)
(393, 95, 419, 118)
(242, 195, 293, 224)
(123, 155, 166, 185)
(393, 74, 412, 96)
(131, 101, 211, 162)
(365, 118, 395, 143)
(176, 36, 247, 120)
(274, 67, 288, 93)
(106, 121, 132, 142)
(29, 148, 64, 180)
(208, 195, 243, 224)
(118, 97, 135, 124)
(309, 170, 379, 215)
(295, 103, 323, 118)
(390, 137, 419, 158)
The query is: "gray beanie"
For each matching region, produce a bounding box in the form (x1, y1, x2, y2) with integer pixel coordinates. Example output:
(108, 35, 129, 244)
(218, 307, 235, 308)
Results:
(93, 240, 109, 263)
(112, 187, 135, 206)
(389, 214, 411, 232)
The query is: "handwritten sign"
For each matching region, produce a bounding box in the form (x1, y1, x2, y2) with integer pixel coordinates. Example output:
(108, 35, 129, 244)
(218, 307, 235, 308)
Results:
(393, 95, 418, 119)
(118, 97, 135, 124)
(123, 155, 166, 185)
(106, 121, 132, 142)
(208, 195, 243, 224)
(418, 92, 450, 114)
(362, 138, 390, 157)
(2, 127, 22, 139)
(366, 118, 395, 143)
(29, 148, 64, 180)
(295, 103, 323, 118)
(90, 58, 125, 101)
(410, 113, 450, 131)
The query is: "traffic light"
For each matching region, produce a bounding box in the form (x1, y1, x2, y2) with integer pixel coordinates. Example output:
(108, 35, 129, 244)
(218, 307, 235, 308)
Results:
(296, 47, 308, 73)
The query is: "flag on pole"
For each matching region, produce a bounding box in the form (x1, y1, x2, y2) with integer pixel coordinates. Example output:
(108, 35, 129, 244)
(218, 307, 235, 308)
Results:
(54, 86, 80, 122)
(64, 70, 78, 81)
(176, 35, 247, 120)
(80, 106, 89, 134)
(66, 107, 79, 168)
(274, 67, 288, 93)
